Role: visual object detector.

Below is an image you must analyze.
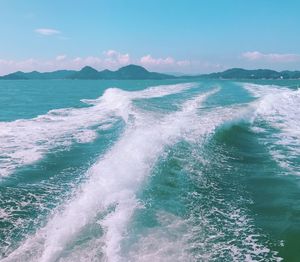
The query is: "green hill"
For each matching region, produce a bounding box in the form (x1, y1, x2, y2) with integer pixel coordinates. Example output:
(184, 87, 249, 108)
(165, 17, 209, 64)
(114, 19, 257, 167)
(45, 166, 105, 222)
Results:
(0, 70, 76, 80)
(0, 65, 174, 80)
(68, 64, 175, 80)
(1, 65, 300, 80)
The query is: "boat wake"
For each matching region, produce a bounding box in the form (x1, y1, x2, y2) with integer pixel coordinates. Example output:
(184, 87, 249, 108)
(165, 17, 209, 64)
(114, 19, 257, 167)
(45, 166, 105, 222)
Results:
(1, 82, 287, 262)
(244, 83, 300, 175)
(0, 83, 192, 177)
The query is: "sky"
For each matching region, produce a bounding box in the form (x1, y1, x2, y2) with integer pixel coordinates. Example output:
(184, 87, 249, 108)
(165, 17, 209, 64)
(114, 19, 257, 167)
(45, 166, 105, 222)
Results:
(1, 0, 300, 75)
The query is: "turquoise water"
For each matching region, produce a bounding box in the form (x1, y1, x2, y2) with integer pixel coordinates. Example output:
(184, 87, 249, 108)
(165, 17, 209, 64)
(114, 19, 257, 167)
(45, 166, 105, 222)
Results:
(0, 79, 300, 261)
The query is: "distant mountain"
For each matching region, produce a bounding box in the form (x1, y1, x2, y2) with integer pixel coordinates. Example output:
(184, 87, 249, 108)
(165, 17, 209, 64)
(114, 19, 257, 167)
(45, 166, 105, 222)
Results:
(68, 66, 100, 79)
(1, 66, 300, 80)
(199, 68, 300, 79)
(1, 71, 28, 80)
(68, 64, 175, 80)
(0, 65, 175, 80)
(0, 70, 76, 80)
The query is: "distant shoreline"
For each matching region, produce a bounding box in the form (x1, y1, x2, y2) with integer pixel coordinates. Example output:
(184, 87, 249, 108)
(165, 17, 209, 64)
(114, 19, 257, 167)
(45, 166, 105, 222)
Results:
(1, 64, 300, 80)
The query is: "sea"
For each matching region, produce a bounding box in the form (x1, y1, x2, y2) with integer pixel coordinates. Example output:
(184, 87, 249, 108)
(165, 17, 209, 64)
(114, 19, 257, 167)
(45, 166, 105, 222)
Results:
(0, 78, 299, 261)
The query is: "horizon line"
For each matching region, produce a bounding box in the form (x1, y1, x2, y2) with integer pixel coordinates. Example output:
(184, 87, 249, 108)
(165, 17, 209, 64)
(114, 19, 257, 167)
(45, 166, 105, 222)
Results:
(2, 64, 300, 77)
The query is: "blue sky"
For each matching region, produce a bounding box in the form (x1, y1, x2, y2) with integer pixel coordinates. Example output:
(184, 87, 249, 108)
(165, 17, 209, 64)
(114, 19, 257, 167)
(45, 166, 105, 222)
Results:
(1, 0, 300, 75)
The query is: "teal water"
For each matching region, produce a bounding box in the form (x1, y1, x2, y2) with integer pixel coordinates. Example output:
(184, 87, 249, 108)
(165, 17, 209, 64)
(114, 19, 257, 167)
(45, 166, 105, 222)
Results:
(0, 79, 299, 261)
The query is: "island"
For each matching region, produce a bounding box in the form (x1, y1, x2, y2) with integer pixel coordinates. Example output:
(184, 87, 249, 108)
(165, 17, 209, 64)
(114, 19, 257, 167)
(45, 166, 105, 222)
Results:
(1, 65, 300, 80)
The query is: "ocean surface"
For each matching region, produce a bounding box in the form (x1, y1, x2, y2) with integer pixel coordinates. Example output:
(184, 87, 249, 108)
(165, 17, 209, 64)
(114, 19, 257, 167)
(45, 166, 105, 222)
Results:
(0, 79, 300, 262)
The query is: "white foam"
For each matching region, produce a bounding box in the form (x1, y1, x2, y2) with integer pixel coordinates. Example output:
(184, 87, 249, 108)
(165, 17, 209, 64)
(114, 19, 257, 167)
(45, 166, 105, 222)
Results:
(0, 83, 192, 177)
(244, 83, 300, 175)
(128, 215, 276, 262)
(4, 87, 247, 262)
(126, 207, 281, 262)
(4, 84, 263, 262)
(127, 212, 194, 262)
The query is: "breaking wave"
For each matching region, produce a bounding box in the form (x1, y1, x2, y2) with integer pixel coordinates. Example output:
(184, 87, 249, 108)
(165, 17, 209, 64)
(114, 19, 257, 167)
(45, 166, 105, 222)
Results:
(244, 83, 300, 175)
(0, 83, 193, 177)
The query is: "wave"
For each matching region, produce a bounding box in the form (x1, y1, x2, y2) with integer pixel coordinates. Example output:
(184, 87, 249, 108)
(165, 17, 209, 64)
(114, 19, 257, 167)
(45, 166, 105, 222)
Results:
(3, 85, 258, 262)
(127, 209, 280, 261)
(244, 83, 300, 175)
(0, 83, 193, 177)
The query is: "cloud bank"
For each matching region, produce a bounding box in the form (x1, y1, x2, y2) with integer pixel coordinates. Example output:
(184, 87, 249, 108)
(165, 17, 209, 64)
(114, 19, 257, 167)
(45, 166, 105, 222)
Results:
(242, 51, 300, 63)
(0, 50, 131, 75)
(140, 54, 190, 67)
(0, 51, 197, 75)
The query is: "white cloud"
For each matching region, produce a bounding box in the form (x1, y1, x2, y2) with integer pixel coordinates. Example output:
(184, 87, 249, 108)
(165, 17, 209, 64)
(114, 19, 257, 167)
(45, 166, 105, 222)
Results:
(177, 60, 191, 66)
(242, 51, 300, 62)
(35, 28, 61, 36)
(140, 55, 174, 65)
(71, 56, 102, 68)
(103, 50, 130, 66)
(0, 58, 39, 74)
(0, 51, 214, 75)
(71, 50, 130, 69)
(0, 50, 130, 75)
(140, 55, 190, 67)
(56, 55, 67, 61)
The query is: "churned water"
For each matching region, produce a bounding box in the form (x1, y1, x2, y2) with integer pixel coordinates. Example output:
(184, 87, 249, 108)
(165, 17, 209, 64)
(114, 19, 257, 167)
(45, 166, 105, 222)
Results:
(0, 79, 299, 261)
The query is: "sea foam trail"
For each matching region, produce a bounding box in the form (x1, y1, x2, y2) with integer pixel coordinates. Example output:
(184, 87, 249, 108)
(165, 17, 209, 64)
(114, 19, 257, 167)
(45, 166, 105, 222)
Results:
(244, 83, 300, 175)
(2, 87, 253, 262)
(4, 86, 258, 262)
(0, 83, 192, 177)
